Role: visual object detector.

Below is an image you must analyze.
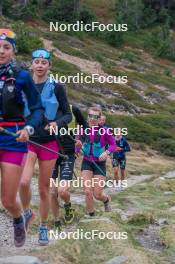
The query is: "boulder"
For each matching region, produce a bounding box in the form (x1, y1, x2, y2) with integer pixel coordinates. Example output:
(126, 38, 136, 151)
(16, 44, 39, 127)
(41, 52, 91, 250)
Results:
(0, 256, 43, 264)
(106, 256, 128, 264)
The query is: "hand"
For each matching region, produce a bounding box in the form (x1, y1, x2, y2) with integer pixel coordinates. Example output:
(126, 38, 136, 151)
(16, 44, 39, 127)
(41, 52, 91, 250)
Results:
(75, 140, 83, 149)
(16, 129, 29, 142)
(99, 151, 108, 162)
(116, 147, 123, 152)
(45, 122, 57, 131)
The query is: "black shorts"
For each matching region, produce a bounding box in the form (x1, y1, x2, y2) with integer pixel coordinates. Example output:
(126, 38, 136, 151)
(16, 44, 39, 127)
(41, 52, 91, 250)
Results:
(52, 154, 75, 181)
(81, 159, 106, 177)
(112, 157, 126, 169)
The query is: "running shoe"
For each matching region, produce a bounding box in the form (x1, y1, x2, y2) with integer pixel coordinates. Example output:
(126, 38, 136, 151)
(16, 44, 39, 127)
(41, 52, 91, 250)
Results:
(64, 204, 75, 224)
(38, 224, 49, 246)
(13, 216, 26, 247)
(104, 196, 112, 212)
(84, 212, 96, 219)
(24, 209, 35, 231)
(54, 220, 62, 232)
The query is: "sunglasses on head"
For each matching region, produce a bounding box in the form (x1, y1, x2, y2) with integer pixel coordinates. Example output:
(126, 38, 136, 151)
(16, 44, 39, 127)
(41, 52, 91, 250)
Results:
(32, 49, 50, 60)
(0, 29, 16, 40)
(88, 114, 100, 120)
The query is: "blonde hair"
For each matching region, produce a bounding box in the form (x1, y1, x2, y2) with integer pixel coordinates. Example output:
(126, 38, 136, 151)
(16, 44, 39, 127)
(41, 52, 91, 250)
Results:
(88, 106, 102, 117)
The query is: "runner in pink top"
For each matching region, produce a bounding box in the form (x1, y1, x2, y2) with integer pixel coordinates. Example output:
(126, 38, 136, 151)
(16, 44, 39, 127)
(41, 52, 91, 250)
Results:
(75, 106, 116, 217)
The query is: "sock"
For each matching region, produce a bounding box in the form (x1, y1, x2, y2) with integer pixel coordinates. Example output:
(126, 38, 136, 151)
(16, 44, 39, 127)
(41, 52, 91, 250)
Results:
(64, 202, 71, 209)
(54, 217, 61, 222)
(89, 212, 95, 217)
(40, 221, 48, 227)
(104, 197, 109, 204)
(13, 215, 23, 224)
(55, 220, 61, 226)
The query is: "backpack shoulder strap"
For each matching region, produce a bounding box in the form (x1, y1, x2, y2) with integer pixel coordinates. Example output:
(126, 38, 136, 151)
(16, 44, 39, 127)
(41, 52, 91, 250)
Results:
(94, 129, 101, 143)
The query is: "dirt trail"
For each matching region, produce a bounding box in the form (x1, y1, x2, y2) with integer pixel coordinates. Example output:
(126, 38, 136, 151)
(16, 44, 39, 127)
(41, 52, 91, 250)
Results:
(0, 170, 174, 257)
(42, 38, 106, 75)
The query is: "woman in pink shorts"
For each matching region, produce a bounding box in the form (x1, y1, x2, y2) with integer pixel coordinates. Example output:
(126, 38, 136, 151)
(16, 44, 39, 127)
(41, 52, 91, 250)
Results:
(0, 29, 44, 248)
(19, 49, 72, 245)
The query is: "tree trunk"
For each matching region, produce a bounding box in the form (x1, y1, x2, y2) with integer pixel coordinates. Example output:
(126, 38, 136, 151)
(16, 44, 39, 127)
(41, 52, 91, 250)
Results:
(0, 3, 2, 16)
(74, 0, 80, 14)
(18, 0, 28, 7)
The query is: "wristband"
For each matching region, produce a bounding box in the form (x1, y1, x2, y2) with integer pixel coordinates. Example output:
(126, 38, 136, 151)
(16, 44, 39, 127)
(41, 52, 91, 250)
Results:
(24, 125, 34, 136)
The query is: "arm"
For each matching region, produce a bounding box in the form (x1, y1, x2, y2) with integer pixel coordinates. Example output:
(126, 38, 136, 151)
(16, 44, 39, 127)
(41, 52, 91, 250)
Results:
(54, 83, 72, 128)
(105, 133, 117, 154)
(99, 132, 117, 161)
(123, 138, 131, 152)
(72, 106, 87, 129)
(22, 70, 44, 129)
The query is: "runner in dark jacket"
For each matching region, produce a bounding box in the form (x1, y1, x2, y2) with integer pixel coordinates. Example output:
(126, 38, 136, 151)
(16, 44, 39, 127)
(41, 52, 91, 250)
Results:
(0, 29, 44, 247)
(112, 133, 131, 191)
(51, 104, 87, 227)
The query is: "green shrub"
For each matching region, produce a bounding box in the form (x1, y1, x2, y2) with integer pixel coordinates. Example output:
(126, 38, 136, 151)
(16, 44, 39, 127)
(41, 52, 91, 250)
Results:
(79, 7, 96, 23)
(12, 24, 43, 54)
(42, 0, 79, 22)
(156, 139, 175, 157)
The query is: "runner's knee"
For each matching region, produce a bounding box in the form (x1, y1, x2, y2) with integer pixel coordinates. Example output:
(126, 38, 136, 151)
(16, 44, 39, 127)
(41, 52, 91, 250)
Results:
(1, 196, 16, 211)
(58, 187, 68, 198)
(94, 191, 103, 200)
(39, 187, 49, 200)
(20, 179, 31, 190)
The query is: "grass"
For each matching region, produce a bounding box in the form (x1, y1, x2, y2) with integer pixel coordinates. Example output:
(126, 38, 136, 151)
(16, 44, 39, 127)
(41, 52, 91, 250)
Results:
(30, 174, 175, 264)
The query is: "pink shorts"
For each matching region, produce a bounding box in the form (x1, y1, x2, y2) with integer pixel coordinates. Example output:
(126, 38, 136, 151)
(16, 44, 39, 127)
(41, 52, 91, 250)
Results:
(28, 140, 59, 161)
(0, 150, 27, 166)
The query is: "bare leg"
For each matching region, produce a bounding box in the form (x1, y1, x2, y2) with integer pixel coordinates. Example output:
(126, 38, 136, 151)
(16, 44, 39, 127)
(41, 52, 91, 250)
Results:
(93, 175, 108, 202)
(58, 180, 71, 204)
(82, 170, 94, 213)
(38, 159, 56, 222)
(50, 185, 61, 221)
(1, 162, 23, 218)
(19, 151, 37, 209)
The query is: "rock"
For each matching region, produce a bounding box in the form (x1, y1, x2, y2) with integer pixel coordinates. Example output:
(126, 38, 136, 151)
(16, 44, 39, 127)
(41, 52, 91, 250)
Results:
(80, 217, 113, 224)
(164, 191, 173, 196)
(147, 92, 162, 102)
(167, 120, 175, 127)
(121, 59, 131, 67)
(111, 209, 130, 222)
(156, 219, 169, 226)
(164, 171, 175, 179)
(131, 81, 148, 91)
(169, 207, 175, 213)
(106, 256, 128, 264)
(0, 256, 43, 264)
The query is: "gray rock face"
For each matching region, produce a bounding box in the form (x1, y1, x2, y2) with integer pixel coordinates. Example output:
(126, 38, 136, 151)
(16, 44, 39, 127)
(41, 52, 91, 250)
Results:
(164, 171, 175, 179)
(164, 191, 173, 196)
(169, 207, 175, 212)
(80, 217, 113, 224)
(156, 218, 169, 226)
(0, 256, 43, 264)
(131, 81, 148, 91)
(106, 256, 128, 264)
